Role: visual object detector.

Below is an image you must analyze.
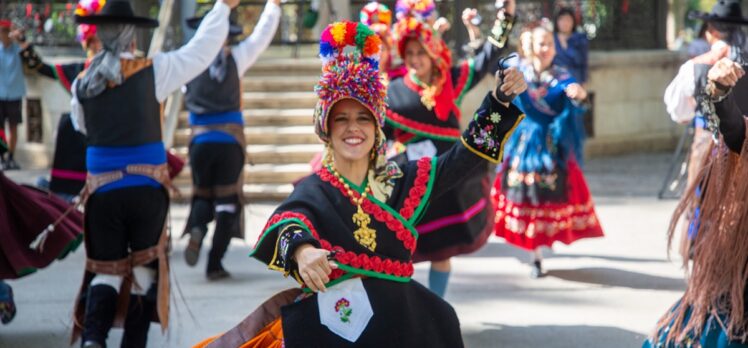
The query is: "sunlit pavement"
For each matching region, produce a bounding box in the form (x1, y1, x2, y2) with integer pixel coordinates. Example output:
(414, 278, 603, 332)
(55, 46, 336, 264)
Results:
(1, 152, 684, 347)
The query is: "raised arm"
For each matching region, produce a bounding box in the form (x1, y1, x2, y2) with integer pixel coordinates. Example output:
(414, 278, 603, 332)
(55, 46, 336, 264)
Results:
(452, 4, 515, 105)
(232, 0, 282, 76)
(432, 68, 526, 198)
(19, 44, 85, 92)
(152, 0, 233, 102)
(707, 58, 747, 153)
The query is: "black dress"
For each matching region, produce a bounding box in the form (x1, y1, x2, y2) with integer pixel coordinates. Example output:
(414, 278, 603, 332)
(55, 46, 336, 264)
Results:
(384, 38, 511, 262)
(244, 93, 524, 347)
(20, 45, 88, 196)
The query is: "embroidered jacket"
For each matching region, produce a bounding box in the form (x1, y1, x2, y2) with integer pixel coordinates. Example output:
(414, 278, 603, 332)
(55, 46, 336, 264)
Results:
(248, 93, 523, 347)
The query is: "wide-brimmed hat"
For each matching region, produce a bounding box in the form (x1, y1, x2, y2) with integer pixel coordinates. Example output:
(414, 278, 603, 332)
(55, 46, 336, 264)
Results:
(186, 16, 243, 36)
(690, 0, 748, 26)
(75, 0, 158, 28)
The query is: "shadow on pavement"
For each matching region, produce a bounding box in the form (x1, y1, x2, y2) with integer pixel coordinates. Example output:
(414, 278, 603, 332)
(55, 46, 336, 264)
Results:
(465, 242, 668, 264)
(546, 267, 685, 291)
(463, 323, 646, 348)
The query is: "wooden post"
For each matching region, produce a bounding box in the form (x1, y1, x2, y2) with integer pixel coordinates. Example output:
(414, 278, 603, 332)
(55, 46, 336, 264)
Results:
(146, 0, 183, 148)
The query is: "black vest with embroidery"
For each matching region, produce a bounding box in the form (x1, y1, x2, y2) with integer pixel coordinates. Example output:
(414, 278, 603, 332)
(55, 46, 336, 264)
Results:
(79, 65, 161, 147)
(184, 53, 241, 115)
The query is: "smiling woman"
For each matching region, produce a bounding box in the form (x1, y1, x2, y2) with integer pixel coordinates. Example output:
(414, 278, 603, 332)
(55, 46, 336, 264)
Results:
(327, 98, 377, 186)
(193, 20, 528, 348)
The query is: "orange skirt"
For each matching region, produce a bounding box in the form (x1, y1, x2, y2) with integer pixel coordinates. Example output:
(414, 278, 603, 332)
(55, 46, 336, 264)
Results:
(193, 317, 284, 348)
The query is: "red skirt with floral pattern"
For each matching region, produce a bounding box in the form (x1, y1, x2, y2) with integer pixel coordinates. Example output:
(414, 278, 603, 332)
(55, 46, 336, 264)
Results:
(492, 160, 603, 250)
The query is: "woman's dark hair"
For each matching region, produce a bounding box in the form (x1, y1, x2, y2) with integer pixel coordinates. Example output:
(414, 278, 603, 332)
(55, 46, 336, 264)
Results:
(707, 22, 748, 60)
(553, 7, 577, 33)
(697, 22, 708, 39)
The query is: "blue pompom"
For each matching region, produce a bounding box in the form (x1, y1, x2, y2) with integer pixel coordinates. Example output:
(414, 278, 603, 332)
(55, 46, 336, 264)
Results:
(320, 42, 334, 57)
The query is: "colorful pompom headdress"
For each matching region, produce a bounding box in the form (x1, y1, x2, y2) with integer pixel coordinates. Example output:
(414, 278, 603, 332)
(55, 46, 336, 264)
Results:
(392, 16, 445, 65)
(360, 2, 393, 34)
(315, 20, 384, 138)
(74, 0, 106, 44)
(395, 0, 437, 22)
(315, 21, 401, 200)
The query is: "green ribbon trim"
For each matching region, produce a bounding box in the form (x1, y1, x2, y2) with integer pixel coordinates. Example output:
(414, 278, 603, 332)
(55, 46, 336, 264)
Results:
(455, 58, 476, 107)
(385, 118, 461, 142)
(302, 262, 412, 293)
(248, 217, 312, 258)
(409, 156, 437, 225)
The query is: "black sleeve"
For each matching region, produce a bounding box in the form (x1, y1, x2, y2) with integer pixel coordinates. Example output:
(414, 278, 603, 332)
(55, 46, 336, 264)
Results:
(20, 45, 56, 79)
(714, 92, 746, 154)
(451, 16, 515, 94)
(272, 222, 321, 274)
(430, 92, 524, 199)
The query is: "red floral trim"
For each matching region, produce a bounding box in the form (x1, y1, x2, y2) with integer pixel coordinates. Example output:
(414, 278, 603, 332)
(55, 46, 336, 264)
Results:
(328, 246, 414, 278)
(400, 157, 431, 220)
(259, 211, 414, 282)
(261, 211, 322, 240)
(453, 60, 471, 97)
(385, 109, 461, 139)
(317, 167, 417, 253)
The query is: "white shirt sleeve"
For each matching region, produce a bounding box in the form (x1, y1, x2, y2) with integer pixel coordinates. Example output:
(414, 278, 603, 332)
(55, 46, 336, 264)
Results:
(232, 2, 282, 76)
(664, 60, 697, 124)
(152, 1, 230, 102)
(70, 79, 87, 135)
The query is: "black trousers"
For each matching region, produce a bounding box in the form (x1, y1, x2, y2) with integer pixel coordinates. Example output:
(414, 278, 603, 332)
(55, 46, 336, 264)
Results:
(85, 186, 168, 262)
(187, 142, 244, 272)
(83, 185, 168, 347)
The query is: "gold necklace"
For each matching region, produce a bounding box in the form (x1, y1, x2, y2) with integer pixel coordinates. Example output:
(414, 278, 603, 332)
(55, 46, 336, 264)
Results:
(410, 73, 437, 111)
(329, 166, 377, 252)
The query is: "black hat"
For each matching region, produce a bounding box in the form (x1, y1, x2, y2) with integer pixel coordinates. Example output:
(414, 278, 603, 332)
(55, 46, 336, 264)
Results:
(690, 0, 748, 26)
(75, 0, 159, 28)
(186, 16, 243, 37)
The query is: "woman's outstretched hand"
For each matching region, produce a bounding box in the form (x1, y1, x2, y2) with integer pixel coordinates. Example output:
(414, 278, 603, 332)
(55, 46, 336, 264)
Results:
(565, 83, 588, 101)
(494, 67, 527, 106)
(293, 244, 338, 292)
(707, 58, 745, 98)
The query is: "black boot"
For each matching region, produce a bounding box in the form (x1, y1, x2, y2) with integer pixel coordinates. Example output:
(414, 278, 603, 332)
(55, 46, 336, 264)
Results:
(81, 285, 119, 348)
(530, 260, 544, 279)
(184, 198, 213, 267)
(120, 294, 155, 348)
(184, 225, 207, 267)
(206, 211, 237, 280)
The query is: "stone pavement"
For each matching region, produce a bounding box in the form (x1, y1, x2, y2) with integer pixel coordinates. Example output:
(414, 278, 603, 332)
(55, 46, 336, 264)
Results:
(0, 152, 686, 348)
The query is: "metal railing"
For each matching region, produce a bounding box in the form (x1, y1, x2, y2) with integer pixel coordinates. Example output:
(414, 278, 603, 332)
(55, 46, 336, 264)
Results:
(0, 2, 79, 46)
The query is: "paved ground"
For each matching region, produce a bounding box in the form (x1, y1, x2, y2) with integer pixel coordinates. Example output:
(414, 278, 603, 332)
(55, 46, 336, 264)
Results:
(0, 152, 687, 348)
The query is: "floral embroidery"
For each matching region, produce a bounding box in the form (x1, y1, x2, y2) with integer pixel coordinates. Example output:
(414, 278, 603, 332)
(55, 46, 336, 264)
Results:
(335, 298, 353, 323)
(506, 168, 558, 190)
(461, 94, 525, 164)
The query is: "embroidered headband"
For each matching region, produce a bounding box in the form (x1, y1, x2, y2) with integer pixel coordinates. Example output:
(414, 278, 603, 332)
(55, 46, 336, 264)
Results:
(315, 20, 385, 139)
(75, 0, 106, 43)
(0, 20, 12, 29)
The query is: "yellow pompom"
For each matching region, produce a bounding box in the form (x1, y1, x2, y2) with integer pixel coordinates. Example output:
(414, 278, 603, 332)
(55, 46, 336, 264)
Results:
(331, 22, 347, 46)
